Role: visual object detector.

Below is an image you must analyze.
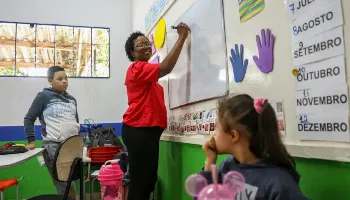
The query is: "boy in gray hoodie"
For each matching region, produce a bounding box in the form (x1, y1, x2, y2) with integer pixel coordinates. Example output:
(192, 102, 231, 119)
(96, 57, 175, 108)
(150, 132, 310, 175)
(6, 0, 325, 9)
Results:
(24, 66, 79, 198)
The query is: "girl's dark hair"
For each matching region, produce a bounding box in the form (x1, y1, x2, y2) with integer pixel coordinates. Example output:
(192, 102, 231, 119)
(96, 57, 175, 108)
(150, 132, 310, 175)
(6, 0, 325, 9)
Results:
(124, 31, 145, 62)
(218, 94, 300, 183)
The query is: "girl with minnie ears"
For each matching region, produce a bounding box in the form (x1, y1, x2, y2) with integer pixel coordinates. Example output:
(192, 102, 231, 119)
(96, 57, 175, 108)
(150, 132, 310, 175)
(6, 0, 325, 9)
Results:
(200, 94, 308, 200)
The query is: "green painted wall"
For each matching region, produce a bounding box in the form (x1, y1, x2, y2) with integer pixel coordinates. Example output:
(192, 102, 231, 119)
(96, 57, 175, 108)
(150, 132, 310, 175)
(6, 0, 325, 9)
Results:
(157, 141, 350, 200)
(0, 141, 55, 199)
(1, 140, 350, 200)
(0, 141, 98, 200)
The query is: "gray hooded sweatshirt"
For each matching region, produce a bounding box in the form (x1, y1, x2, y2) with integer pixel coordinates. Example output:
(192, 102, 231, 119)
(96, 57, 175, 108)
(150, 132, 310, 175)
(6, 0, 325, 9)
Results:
(24, 88, 79, 143)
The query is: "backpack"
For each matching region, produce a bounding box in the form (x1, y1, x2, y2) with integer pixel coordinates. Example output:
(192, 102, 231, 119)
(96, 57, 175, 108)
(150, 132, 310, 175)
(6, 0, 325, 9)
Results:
(114, 147, 128, 173)
(89, 126, 123, 148)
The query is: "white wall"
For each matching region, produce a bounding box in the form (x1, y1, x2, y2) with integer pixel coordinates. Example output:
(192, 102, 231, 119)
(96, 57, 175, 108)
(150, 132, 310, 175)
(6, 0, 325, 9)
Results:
(0, 0, 131, 125)
(132, 0, 350, 162)
(132, 0, 153, 32)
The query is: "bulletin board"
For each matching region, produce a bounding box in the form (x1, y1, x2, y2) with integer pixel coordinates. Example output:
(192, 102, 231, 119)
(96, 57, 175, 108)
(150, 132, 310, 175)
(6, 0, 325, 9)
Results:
(149, 0, 350, 162)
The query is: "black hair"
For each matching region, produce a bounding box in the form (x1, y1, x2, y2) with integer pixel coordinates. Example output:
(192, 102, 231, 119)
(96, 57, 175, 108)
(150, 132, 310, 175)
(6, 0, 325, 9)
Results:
(218, 94, 300, 183)
(47, 66, 65, 79)
(124, 31, 145, 62)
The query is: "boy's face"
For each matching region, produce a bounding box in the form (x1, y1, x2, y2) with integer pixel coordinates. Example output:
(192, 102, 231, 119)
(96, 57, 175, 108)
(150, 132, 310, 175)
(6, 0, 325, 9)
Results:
(49, 71, 68, 94)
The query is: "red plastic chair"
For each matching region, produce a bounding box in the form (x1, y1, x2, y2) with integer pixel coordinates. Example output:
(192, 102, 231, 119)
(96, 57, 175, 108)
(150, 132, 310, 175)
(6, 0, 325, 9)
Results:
(0, 179, 18, 200)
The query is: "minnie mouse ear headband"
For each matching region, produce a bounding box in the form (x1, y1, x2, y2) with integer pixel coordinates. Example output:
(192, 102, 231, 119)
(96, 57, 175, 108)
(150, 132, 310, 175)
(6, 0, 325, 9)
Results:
(253, 98, 267, 114)
(185, 165, 246, 198)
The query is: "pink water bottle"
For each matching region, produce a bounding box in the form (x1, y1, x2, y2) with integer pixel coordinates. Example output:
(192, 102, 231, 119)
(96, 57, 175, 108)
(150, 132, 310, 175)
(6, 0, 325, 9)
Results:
(98, 159, 124, 200)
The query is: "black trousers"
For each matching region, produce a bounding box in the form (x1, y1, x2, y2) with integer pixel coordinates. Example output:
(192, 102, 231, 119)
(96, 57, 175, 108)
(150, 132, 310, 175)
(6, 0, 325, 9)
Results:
(122, 124, 163, 200)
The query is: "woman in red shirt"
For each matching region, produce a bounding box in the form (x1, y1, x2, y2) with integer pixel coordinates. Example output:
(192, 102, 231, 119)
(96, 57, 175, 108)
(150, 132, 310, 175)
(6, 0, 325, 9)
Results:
(123, 22, 190, 200)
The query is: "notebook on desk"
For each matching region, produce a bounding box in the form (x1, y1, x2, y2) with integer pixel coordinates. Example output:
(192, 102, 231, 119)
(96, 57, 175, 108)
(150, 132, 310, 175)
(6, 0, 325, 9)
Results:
(0, 145, 28, 155)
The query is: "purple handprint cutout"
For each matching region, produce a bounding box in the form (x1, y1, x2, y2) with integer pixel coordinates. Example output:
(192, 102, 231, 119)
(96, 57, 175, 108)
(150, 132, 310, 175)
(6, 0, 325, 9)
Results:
(253, 29, 275, 74)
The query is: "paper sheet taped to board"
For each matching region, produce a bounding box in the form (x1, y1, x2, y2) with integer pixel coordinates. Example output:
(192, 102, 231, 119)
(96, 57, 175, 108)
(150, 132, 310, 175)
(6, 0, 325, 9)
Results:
(292, 26, 344, 66)
(167, 0, 229, 108)
(294, 56, 346, 90)
(291, 0, 343, 43)
(295, 84, 349, 115)
(167, 33, 189, 107)
(297, 113, 350, 142)
(285, 0, 334, 20)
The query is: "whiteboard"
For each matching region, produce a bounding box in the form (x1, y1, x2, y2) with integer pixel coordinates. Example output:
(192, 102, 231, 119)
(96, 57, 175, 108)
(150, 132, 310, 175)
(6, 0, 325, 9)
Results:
(167, 0, 229, 109)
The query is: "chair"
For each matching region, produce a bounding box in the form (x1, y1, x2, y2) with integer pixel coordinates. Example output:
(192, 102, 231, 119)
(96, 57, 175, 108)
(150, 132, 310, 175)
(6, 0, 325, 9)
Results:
(28, 135, 84, 200)
(0, 179, 18, 200)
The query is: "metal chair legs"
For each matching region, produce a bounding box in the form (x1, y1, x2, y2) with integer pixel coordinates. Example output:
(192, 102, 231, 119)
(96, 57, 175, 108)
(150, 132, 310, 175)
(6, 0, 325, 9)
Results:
(0, 184, 18, 200)
(16, 183, 19, 200)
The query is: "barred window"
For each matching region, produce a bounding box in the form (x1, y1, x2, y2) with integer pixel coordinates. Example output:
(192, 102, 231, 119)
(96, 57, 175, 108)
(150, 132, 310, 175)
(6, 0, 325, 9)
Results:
(0, 22, 110, 78)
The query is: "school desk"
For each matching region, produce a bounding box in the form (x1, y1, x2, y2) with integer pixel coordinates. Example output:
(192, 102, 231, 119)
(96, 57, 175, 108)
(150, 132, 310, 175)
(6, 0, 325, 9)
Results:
(0, 148, 44, 169)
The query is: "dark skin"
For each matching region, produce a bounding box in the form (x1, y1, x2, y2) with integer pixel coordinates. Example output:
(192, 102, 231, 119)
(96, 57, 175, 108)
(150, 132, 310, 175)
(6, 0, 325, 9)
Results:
(132, 22, 190, 78)
(25, 71, 69, 150)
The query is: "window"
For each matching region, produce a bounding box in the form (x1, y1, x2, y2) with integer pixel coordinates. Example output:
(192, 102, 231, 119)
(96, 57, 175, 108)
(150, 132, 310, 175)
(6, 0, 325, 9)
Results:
(0, 21, 110, 78)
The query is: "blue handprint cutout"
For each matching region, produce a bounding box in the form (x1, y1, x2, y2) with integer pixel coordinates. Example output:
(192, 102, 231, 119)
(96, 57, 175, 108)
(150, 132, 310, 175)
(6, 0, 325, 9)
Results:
(229, 44, 248, 83)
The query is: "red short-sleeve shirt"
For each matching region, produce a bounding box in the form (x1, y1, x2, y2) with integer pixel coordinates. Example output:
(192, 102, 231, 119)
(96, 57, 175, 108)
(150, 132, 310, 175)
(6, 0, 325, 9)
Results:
(122, 61, 167, 128)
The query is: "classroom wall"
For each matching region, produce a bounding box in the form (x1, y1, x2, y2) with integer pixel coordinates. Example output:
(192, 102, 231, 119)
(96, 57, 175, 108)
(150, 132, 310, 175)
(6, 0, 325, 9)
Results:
(0, 0, 131, 142)
(0, 0, 130, 198)
(1, 0, 350, 199)
(131, 0, 350, 199)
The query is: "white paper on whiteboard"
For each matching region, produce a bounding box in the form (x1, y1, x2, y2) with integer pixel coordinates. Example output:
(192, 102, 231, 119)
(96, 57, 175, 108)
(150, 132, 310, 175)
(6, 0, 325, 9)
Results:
(291, 0, 343, 43)
(167, 33, 190, 107)
(295, 84, 349, 115)
(292, 26, 344, 66)
(167, 0, 228, 108)
(294, 56, 346, 90)
(297, 113, 349, 142)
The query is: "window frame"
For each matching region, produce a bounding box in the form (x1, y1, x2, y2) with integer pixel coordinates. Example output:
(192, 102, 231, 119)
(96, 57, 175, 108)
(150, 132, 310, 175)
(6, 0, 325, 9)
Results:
(0, 21, 111, 78)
